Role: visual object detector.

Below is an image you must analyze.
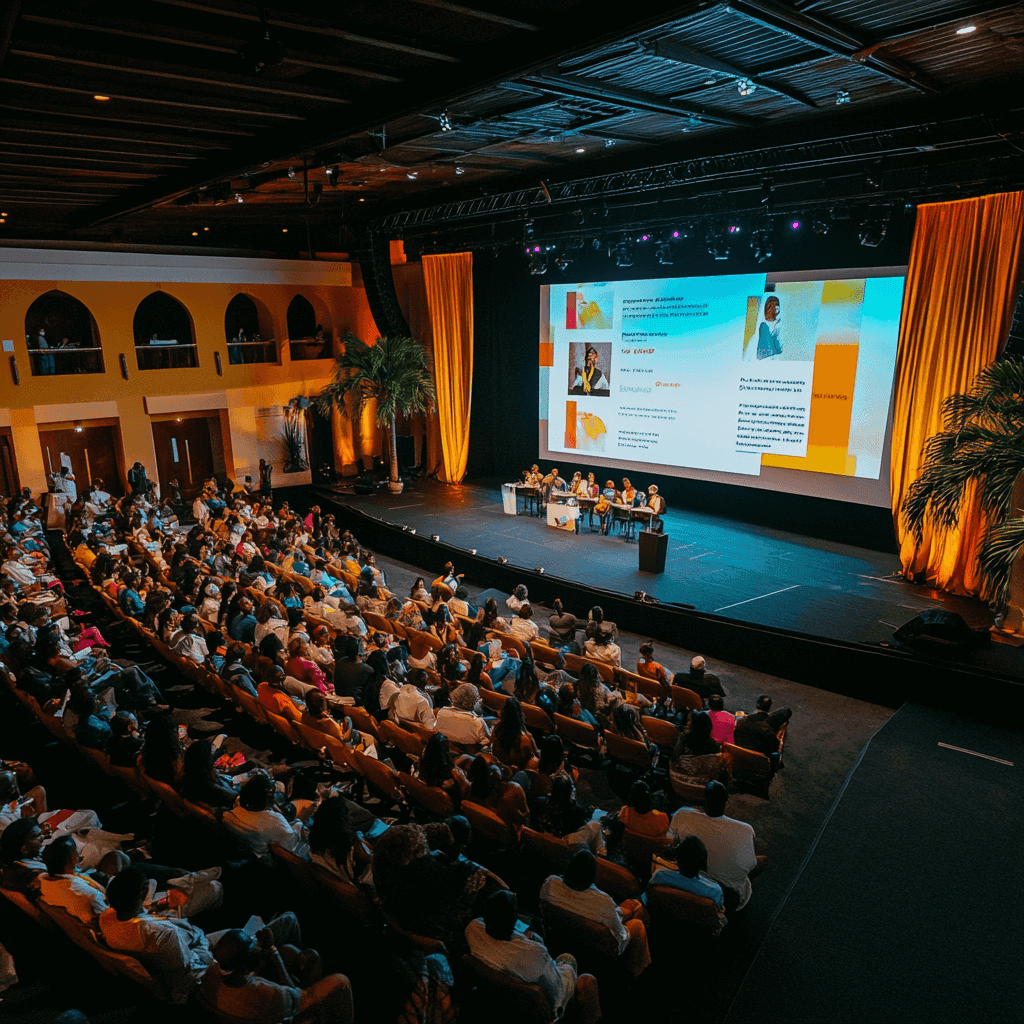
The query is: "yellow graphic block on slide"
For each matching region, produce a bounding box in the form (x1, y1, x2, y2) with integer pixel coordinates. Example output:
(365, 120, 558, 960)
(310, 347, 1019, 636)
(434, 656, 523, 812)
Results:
(761, 342, 859, 477)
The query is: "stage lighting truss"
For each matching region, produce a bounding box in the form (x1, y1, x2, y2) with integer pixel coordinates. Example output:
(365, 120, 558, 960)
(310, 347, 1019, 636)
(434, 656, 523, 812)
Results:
(858, 207, 891, 247)
(655, 239, 673, 265)
(613, 239, 633, 267)
(554, 256, 572, 271)
(705, 222, 731, 260)
(750, 222, 773, 263)
(526, 251, 548, 274)
(812, 209, 834, 235)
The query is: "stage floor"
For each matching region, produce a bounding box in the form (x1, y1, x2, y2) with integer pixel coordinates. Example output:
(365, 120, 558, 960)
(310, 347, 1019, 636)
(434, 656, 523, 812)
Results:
(321, 478, 999, 651)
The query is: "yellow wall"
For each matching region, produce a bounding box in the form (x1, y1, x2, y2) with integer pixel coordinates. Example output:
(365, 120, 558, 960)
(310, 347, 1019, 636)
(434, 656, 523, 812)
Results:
(0, 262, 382, 493)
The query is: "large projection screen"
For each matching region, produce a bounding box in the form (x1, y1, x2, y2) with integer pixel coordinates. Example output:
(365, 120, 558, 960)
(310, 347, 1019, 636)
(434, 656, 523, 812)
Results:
(539, 266, 907, 507)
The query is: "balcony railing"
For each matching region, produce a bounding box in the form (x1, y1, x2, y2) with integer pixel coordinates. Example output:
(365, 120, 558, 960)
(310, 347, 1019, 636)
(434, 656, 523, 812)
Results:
(135, 342, 198, 370)
(227, 338, 278, 365)
(289, 337, 331, 361)
(28, 346, 105, 376)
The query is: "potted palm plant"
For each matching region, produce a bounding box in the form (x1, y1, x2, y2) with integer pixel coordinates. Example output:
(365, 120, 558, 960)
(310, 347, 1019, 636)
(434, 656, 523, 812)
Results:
(901, 357, 1024, 632)
(315, 332, 436, 494)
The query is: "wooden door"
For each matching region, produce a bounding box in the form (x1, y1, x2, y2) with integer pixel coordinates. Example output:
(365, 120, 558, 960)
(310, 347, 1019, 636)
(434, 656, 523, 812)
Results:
(151, 417, 215, 500)
(0, 431, 19, 498)
(38, 425, 124, 496)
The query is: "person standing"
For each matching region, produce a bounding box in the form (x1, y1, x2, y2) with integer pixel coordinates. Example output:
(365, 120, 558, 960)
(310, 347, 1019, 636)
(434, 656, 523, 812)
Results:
(259, 459, 273, 502)
(128, 462, 149, 498)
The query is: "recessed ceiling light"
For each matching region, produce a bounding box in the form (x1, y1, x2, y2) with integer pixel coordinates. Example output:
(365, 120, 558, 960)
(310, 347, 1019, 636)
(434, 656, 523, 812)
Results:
(191, 231, 198, 236)
(736, 77, 757, 96)
(93, 94, 110, 102)
(575, 147, 585, 153)
(358, 197, 365, 202)
(703, 78, 717, 86)
(282, 228, 288, 233)
(203, 226, 209, 231)
(956, 24, 977, 34)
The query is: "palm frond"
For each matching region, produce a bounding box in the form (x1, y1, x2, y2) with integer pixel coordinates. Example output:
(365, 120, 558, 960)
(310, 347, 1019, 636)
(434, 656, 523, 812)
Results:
(977, 516, 1024, 608)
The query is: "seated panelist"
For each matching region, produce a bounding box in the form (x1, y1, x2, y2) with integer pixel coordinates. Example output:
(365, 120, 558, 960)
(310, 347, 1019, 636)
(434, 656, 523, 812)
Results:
(645, 485, 666, 533)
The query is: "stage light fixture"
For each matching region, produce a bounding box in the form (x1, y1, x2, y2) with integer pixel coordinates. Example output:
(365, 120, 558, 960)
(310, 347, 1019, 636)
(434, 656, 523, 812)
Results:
(455, 166, 465, 175)
(836, 90, 851, 105)
(554, 256, 572, 272)
(439, 111, 453, 132)
(527, 253, 548, 275)
(575, 148, 585, 154)
(655, 241, 673, 265)
(235, 193, 244, 203)
(956, 24, 977, 34)
(406, 171, 418, 180)
(604, 139, 617, 148)
(789, 220, 800, 230)
(591, 238, 604, 251)
(524, 218, 535, 240)
(287, 167, 299, 181)
(469, 549, 477, 555)
(812, 210, 834, 235)
(74, 421, 83, 433)
(706, 223, 731, 260)
(858, 208, 891, 247)
(534, 567, 545, 574)
(634, 591, 647, 602)
(736, 77, 757, 96)
(497, 556, 508, 565)
(750, 224, 773, 263)
(408, 529, 416, 535)
(430, 534, 440, 542)
(326, 165, 340, 186)
(613, 240, 633, 267)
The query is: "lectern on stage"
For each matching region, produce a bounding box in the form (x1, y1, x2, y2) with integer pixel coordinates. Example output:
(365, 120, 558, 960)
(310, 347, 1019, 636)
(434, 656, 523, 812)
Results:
(638, 530, 668, 574)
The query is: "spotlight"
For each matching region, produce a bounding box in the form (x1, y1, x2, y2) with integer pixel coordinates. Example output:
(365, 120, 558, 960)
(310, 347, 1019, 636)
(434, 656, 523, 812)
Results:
(326, 165, 340, 186)
(431, 534, 440, 542)
(287, 167, 299, 181)
(655, 241, 673, 265)
(74, 421, 83, 433)
(613, 240, 633, 267)
(497, 556, 508, 565)
(554, 256, 572, 272)
(575, 148, 585, 154)
(591, 238, 604, 251)
(956, 24, 977, 34)
(439, 111, 453, 132)
(235, 193, 244, 203)
(604, 139, 617, 148)
(534, 567, 545, 574)
(706, 224, 731, 260)
(408, 529, 417, 535)
(836, 90, 851, 105)
(858, 209, 891, 247)
(789, 220, 800, 230)
(93, 94, 110, 102)
(736, 77, 757, 96)
(728, 225, 741, 234)
(406, 171, 418, 180)
(524, 218, 535, 240)
(865, 165, 883, 189)
(455, 166, 465, 175)
(812, 210, 834, 235)
(469, 549, 477, 555)
(527, 252, 548, 275)
(750, 224, 773, 262)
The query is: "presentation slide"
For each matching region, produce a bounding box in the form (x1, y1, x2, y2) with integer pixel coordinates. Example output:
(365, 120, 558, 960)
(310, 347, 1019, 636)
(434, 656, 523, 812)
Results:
(539, 267, 906, 506)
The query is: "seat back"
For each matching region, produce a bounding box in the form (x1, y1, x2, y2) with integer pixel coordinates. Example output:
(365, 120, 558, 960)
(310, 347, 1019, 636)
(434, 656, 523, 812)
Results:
(595, 857, 641, 904)
(461, 953, 555, 1022)
(498, 634, 527, 659)
(519, 827, 574, 869)
(407, 630, 443, 659)
(344, 704, 380, 739)
(349, 749, 404, 802)
(398, 772, 455, 818)
(480, 688, 510, 715)
(541, 899, 620, 958)
(645, 884, 722, 933)
(362, 611, 393, 633)
(604, 731, 652, 772)
(553, 713, 601, 753)
(233, 687, 268, 725)
(621, 830, 672, 871)
(269, 841, 317, 889)
(310, 863, 382, 932)
(399, 718, 437, 746)
(615, 667, 665, 700)
(641, 715, 681, 749)
(142, 772, 188, 817)
(460, 800, 517, 845)
(670, 685, 703, 713)
(264, 710, 302, 746)
(521, 702, 553, 734)
(529, 641, 561, 667)
(721, 742, 773, 797)
(378, 718, 426, 759)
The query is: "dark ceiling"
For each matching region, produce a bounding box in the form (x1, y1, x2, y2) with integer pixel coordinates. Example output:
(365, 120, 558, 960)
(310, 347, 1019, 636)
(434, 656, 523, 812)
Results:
(0, 0, 1021, 254)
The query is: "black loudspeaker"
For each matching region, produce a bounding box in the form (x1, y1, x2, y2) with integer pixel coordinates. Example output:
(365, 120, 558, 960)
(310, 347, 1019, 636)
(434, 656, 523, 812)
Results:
(638, 530, 668, 574)
(892, 609, 991, 648)
(395, 434, 415, 470)
(352, 475, 376, 495)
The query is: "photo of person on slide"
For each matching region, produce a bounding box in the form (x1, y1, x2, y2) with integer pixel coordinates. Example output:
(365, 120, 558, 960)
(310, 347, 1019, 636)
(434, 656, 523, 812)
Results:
(569, 343, 611, 397)
(755, 295, 783, 360)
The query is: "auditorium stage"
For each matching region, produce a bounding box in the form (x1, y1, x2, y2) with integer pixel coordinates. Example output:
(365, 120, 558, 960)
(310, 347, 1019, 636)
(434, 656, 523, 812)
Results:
(315, 478, 1022, 700)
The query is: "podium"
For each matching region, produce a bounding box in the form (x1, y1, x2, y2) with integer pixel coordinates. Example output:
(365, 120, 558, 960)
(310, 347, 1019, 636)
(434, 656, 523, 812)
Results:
(638, 530, 668, 573)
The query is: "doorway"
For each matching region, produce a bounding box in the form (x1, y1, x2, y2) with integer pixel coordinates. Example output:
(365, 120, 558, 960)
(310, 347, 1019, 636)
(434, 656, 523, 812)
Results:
(38, 424, 124, 496)
(0, 430, 19, 498)
(151, 417, 216, 500)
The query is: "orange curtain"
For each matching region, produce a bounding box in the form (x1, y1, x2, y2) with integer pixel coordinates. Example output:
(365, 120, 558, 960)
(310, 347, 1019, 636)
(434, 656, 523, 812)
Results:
(422, 252, 473, 483)
(891, 191, 1024, 596)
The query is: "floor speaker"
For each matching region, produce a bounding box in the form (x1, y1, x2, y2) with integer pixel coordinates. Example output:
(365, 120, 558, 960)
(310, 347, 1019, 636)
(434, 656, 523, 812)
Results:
(638, 530, 668, 574)
(892, 609, 990, 648)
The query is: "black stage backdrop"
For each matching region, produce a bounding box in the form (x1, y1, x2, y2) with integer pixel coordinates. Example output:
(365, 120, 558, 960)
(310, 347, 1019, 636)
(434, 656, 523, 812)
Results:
(468, 213, 915, 552)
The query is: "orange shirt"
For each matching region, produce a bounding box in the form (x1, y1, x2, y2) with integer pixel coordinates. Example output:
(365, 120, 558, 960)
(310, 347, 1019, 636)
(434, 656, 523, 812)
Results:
(636, 658, 669, 686)
(620, 806, 669, 838)
(257, 682, 300, 721)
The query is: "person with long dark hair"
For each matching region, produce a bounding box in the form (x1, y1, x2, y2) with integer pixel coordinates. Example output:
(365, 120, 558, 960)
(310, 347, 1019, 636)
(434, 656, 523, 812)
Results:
(417, 733, 469, 800)
(490, 697, 539, 771)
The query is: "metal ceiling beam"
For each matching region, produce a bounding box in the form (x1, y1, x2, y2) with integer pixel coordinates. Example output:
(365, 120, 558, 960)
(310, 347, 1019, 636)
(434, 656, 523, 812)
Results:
(2, 145, 195, 167)
(0, 101, 258, 136)
(853, 2, 1024, 47)
(406, 0, 539, 31)
(726, 0, 943, 94)
(9, 49, 352, 104)
(153, 0, 462, 62)
(643, 38, 817, 107)
(519, 73, 756, 128)
(0, 78, 308, 120)
(21, 14, 406, 82)
(1, 123, 231, 151)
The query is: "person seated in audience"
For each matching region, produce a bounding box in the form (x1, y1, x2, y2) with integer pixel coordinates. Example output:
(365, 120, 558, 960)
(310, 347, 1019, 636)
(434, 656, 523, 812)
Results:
(258, 666, 305, 722)
(478, 597, 509, 634)
(417, 733, 470, 800)
(670, 710, 725, 796)
(65, 686, 113, 751)
(220, 643, 258, 697)
(637, 641, 671, 689)
(286, 639, 331, 693)
(609, 701, 656, 752)
(118, 571, 147, 618)
(547, 598, 578, 648)
(0, 817, 47, 899)
(467, 758, 529, 828)
(38, 834, 109, 924)
(508, 603, 539, 644)
(644, 834, 726, 932)
(306, 795, 374, 888)
(141, 715, 185, 786)
(530, 734, 576, 799)
(224, 775, 305, 864)
(584, 605, 618, 643)
(734, 694, 792, 756)
(171, 613, 209, 664)
(391, 668, 436, 729)
(490, 697, 539, 771)
(107, 712, 144, 768)
(180, 739, 239, 810)
(583, 627, 621, 668)
(434, 682, 490, 750)
(669, 780, 760, 911)
(466, 889, 601, 1023)
(532, 775, 605, 854)
(202, 923, 355, 1024)
(681, 654, 725, 701)
(556, 681, 592, 727)
(409, 577, 430, 604)
(228, 596, 258, 644)
(506, 584, 529, 615)
(512, 657, 551, 711)
(254, 601, 290, 647)
(540, 848, 651, 978)
(708, 693, 736, 745)
(575, 662, 617, 727)
(619, 780, 669, 839)
(332, 635, 373, 704)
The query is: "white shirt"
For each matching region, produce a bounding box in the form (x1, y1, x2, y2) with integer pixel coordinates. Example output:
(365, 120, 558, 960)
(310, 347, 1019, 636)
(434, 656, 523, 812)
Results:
(39, 871, 108, 923)
(668, 808, 756, 909)
(435, 706, 490, 746)
(583, 639, 621, 667)
(173, 632, 210, 664)
(223, 805, 303, 864)
(391, 683, 435, 728)
(508, 617, 539, 643)
(539, 875, 628, 954)
(254, 619, 289, 646)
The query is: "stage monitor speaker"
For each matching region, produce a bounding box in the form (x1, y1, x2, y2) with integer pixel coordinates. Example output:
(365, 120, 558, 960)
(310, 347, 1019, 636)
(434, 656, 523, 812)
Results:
(396, 434, 415, 470)
(892, 609, 990, 648)
(638, 530, 668, 574)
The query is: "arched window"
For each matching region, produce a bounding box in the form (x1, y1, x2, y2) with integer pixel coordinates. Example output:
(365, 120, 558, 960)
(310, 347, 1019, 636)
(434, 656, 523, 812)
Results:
(133, 292, 197, 369)
(24, 290, 104, 376)
(287, 294, 332, 360)
(225, 294, 276, 364)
